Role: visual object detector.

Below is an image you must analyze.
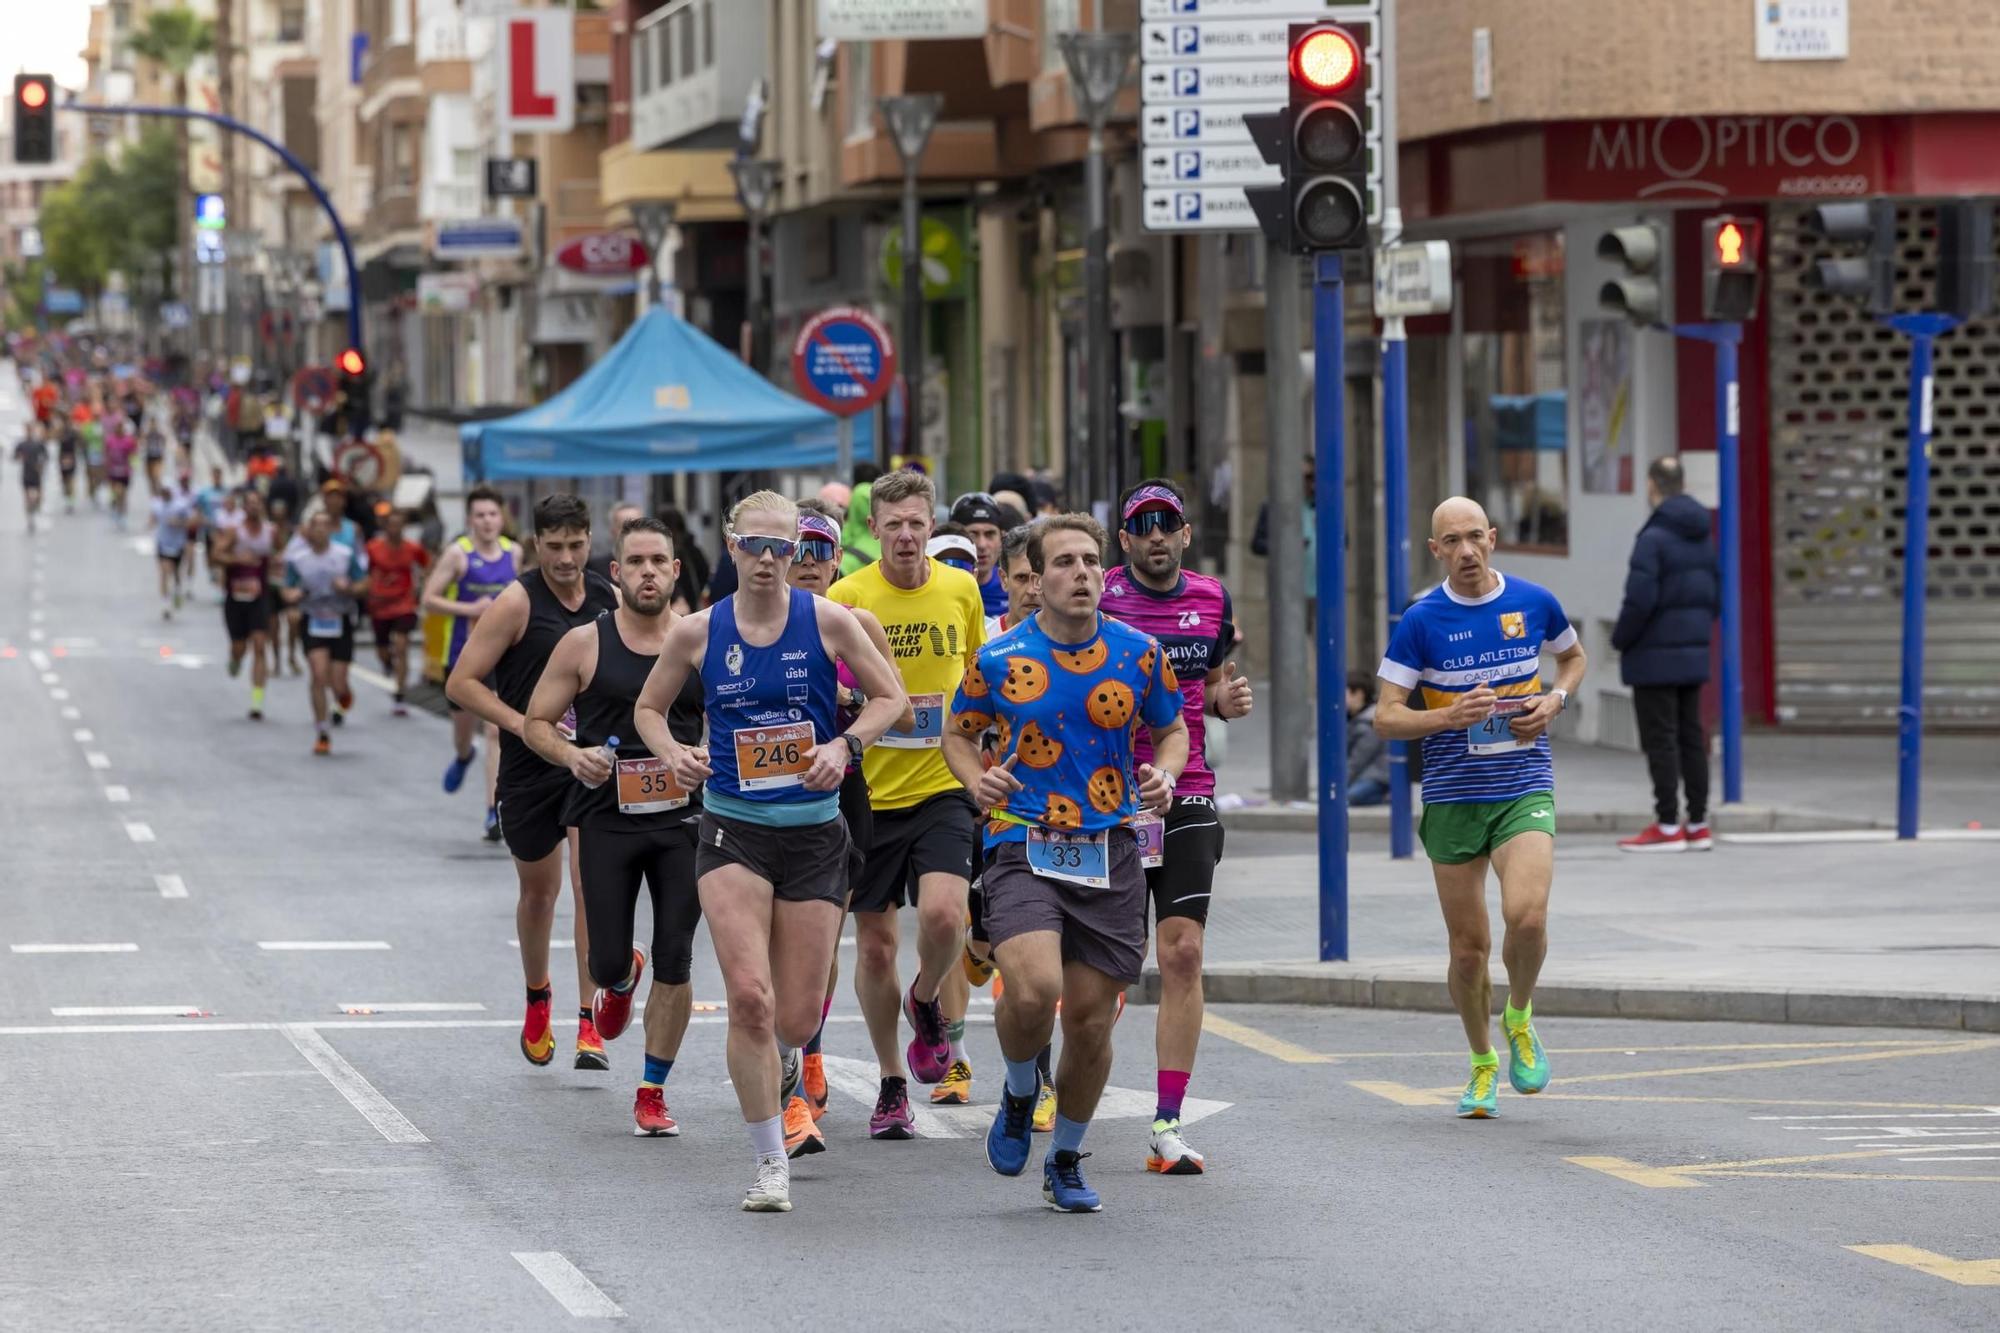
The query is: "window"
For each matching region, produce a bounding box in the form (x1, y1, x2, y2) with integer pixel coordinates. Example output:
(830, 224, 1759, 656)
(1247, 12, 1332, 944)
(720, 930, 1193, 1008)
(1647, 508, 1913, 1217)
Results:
(845, 42, 872, 138)
(656, 19, 672, 87)
(278, 1, 307, 41)
(679, 8, 697, 78)
(702, 0, 714, 67)
(1458, 232, 1570, 551)
(636, 28, 651, 93)
(1043, 0, 1080, 73)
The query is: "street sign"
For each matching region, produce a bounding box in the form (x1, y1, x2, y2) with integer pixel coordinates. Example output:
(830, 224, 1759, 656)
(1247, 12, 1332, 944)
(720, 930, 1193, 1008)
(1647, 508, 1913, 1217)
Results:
(434, 218, 524, 261)
(160, 302, 192, 329)
(1142, 0, 1376, 16)
(555, 232, 649, 277)
(1141, 61, 1290, 102)
(292, 366, 336, 414)
(791, 307, 896, 417)
(1143, 188, 1268, 231)
(42, 288, 84, 315)
(1142, 145, 1280, 187)
(1375, 240, 1453, 317)
(333, 437, 395, 492)
(816, 0, 985, 40)
(485, 156, 537, 198)
(1143, 103, 1259, 145)
(1143, 18, 1296, 61)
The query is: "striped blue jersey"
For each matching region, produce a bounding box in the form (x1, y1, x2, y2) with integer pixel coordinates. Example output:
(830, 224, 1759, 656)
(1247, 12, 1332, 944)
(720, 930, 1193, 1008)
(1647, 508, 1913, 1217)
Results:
(1377, 572, 1577, 805)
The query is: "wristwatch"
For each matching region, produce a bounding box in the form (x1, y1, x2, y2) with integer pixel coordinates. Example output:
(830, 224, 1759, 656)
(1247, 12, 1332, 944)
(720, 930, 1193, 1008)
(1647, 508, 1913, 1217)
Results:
(1552, 688, 1569, 712)
(842, 732, 864, 763)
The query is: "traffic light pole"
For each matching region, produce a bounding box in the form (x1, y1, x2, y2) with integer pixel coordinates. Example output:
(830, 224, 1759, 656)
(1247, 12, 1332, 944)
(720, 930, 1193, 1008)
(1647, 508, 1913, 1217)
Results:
(58, 100, 363, 358)
(1313, 252, 1350, 963)
(1377, 0, 1414, 860)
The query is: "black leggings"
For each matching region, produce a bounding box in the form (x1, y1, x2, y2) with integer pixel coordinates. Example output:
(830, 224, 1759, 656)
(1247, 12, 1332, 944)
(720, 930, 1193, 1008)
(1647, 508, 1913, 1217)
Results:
(578, 822, 704, 988)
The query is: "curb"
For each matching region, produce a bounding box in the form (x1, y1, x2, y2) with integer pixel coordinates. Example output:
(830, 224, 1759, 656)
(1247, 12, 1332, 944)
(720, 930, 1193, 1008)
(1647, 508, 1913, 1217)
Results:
(1136, 964, 2000, 1034)
(1222, 804, 1881, 835)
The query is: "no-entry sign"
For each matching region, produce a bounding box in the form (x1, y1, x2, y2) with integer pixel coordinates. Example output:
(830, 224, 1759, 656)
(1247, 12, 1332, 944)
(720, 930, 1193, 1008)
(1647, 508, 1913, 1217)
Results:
(791, 307, 896, 417)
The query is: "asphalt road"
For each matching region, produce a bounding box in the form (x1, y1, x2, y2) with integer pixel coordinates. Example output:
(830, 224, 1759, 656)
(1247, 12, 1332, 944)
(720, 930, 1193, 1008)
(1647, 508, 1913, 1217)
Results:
(3, 372, 1997, 1331)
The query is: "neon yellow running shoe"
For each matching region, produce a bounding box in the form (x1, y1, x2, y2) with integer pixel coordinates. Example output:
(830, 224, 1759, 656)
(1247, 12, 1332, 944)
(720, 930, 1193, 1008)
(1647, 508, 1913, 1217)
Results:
(1457, 1062, 1499, 1118)
(930, 1059, 973, 1105)
(1032, 1081, 1058, 1133)
(1505, 1020, 1550, 1094)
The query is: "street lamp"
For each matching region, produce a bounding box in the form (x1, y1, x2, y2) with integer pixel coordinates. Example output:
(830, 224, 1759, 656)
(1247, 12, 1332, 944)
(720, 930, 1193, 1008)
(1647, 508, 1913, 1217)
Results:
(1058, 30, 1135, 512)
(630, 200, 677, 307)
(728, 157, 780, 376)
(877, 93, 942, 462)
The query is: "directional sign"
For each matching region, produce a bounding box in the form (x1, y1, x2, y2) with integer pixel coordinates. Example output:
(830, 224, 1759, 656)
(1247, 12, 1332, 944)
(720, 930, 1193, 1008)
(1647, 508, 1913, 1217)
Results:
(1143, 145, 1280, 188)
(1375, 240, 1455, 318)
(1144, 187, 1269, 232)
(1141, 61, 1290, 102)
(1142, 18, 1295, 61)
(1142, 103, 1260, 145)
(1142, 0, 1377, 16)
(791, 306, 896, 417)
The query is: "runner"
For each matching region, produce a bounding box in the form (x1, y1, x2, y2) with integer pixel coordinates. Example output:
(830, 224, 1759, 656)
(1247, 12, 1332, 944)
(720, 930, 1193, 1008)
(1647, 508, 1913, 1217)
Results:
(944, 513, 1187, 1213)
(446, 493, 614, 1071)
(212, 489, 277, 720)
(150, 477, 200, 618)
(54, 417, 78, 514)
(282, 509, 367, 756)
(196, 466, 231, 585)
(631, 490, 905, 1213)
(827, 469, 988, 1134)
(949, 491, 1012, 620)
(525, 517, 703, 1137)
(364, 509, 430, 717)
(75, 403, 103, 510)
(103, 416, 138, 528)
(424, 485, 520, 840)
(1373, 496, 1588, 1119)
(13, 421, 47, 534)
(1102, 479, 1255, 1176)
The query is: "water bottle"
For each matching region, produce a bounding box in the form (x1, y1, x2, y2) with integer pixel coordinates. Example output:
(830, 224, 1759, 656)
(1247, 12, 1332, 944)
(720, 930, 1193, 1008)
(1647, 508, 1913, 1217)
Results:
(579, 734, 619, 790)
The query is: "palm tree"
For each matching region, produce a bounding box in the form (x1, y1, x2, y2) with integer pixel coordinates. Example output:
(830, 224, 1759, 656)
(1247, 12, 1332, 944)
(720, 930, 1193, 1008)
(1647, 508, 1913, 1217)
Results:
(127, 6, 214, 320)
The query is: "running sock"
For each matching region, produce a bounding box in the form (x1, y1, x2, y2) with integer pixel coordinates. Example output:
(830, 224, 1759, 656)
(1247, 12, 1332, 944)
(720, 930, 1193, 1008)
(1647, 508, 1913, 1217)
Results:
(1036, 1043, 1053, 1082)
(1659, 823, 1681, 835)
(642, 1055, 673, 1089)
(578, 1006, 592, 1028)
(250, 685, 265, 709)
(1503, 1000, 1533, 1030)
(1155, 1069, 1191, 1123)
(1470, 1049, 1500, 1071)
(946, 1018, 966, 1063)
(804, 995, 832, 1056)
(527, 982, 552, 1004)
(749, 1113, 785, 1162)
(1004, 1054, 1041, 1100)
(1050, 1114, 1089, 1157)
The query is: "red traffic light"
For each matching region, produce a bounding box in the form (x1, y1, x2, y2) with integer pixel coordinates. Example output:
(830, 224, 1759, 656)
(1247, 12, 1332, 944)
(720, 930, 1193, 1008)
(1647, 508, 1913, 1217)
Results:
(1291, 27, 1359, 94)
(336, 348, 366, 376)
(1708, 215, 1761, 270)
(19, 79, 49, 110)
(1715, 222, 1745, 266)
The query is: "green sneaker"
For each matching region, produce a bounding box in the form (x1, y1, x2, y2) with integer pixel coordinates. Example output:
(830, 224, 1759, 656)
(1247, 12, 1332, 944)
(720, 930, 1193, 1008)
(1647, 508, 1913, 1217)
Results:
(1457, 1062, 1499, 1118)
(1505, 1020, 1550, 1094)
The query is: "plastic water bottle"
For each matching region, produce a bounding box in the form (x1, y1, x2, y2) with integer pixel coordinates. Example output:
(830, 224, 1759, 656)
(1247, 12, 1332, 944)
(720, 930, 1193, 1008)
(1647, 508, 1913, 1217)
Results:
(579, 734, 619, 790)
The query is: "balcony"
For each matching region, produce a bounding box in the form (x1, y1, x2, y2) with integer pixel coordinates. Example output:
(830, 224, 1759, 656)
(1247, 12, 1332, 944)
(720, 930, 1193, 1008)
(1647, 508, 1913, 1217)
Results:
(359, 41, 418, 124)
(629, 0, 767, 152)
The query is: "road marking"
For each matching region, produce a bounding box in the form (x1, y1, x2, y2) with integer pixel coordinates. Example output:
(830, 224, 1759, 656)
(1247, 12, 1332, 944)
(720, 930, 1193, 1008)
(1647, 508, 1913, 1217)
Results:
(1350, 1080, 1452, 1107)
(1568, 1156, 1708, 1189)
(1845, 1245, 2000, 1286)
(1319, 1039, 1943, 1062)
(335, 1003, 486, 1014)
(48, 687, 67, 699)
(280, 1024, 428, 1144)
(259, 940, 393, 951)
(218, 1070, 318, 1079)
(11, 943, 139, 954)
(105, 786, 131, 803)
(124, 822, 155, 843)
(155, 873, 188, 899)
(1755, 1109, 2000, 1120)
(28, 649, 50, 670)
(1200, 1012, 1335, 1064)
(1536, 1093, 2000, 1111)
(512, 1252, 626, 1319)
(59, 706, 80, 720)
(85, 751, 110, 769)
(1420, 1038, 2000, 1095)
(51, 1005, 208, 1017)
(348, 665, 399, 694)
(28, 629, 44, 641)
(72, 728, 94, 742)
(41, 672, 60, 684)
(510, 939, 575, 948)
(0, 1014, 900, 1038)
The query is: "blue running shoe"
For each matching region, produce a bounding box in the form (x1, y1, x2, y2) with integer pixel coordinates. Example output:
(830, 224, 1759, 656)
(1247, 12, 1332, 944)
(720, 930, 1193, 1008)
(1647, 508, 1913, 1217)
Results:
(1458, 1062, 1500, 1118)
(986, 1090, 1034, 1177)
(483, 805, 504, 843)
(1042, 1150, 1101, 1212)
(444, 745, 476, 794)
(1505, 1020, 1550, 1094)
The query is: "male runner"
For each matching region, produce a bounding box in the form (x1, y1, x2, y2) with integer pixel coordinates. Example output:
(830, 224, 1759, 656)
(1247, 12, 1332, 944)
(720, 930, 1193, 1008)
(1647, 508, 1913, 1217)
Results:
(526, 517, 703, 1137)
(447, 493, 614, 1070)
(1373, 496, 1587, 1118)
(213, 489, 277, 719)
(632, 491, 905, 1213)
(1102, 479, 1255, 1175)
(14, 421, 47, 533)
(827, 469, 988, 1132)
(365, 509, 430, 717)
(282, 509, 368, 756)
(54, 418, 78, 514)
(196, 465, 230, 583)
(945, 513, 1187, 1212)
(150, 478, 200, 617)
(949, 492, 1011, 619)
(425, 485, 519, 838)
(104, 416, 138, 527)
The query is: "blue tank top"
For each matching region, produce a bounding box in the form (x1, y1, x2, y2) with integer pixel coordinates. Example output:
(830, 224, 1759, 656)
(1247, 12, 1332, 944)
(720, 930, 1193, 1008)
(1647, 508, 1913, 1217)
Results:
(445, 536, 519, 665)
(700, 588, 841, 825)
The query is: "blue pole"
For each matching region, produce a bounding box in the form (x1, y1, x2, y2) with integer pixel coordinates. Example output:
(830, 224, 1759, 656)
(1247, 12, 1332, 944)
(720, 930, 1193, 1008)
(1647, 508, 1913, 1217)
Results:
(1313, 252, 1349, 962)
(1714, 327, 1744, 805)
(1381, 324, 1414, 858)
(59, 101, 364, 355)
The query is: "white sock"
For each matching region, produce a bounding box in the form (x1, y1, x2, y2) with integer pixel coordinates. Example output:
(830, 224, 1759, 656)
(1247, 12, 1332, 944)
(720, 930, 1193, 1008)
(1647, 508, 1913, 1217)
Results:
(1659, 823, 1681, 835)
(749, 1113, 785, 1162)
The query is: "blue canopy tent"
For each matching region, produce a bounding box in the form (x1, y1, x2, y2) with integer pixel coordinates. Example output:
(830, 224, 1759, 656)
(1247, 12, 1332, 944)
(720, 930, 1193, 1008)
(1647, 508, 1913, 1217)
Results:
(460, 305, 871, 480)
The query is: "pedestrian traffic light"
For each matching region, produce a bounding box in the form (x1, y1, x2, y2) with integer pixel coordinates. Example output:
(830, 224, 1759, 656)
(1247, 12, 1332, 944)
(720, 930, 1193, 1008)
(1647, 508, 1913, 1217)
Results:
(13, 75, 55, 165)
(1596, 225, 1664, 324)
(1244, 23, 1373, 255)
(1802, 200, 1897, 314)
(1700, 214, 1763, 322)
(1934, 199, 1994, 321)
(336, 348, 371, 431)
(336, 347, 366, 377)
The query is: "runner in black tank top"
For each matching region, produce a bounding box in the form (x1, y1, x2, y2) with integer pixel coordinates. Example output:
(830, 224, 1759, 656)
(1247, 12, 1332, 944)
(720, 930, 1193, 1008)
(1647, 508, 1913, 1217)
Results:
(524, 519, 703, 1137)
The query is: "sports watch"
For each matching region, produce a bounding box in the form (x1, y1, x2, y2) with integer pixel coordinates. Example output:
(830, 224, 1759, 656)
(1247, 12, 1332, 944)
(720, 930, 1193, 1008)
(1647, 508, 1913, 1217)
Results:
(842, 732, 864, 763)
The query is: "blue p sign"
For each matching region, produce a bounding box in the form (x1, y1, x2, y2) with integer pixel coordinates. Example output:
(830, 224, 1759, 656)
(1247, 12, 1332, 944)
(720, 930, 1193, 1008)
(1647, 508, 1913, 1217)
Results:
(1175, 25, 1198, 54)
(1174, 68, 1200, 96)
(1175, 151, 1201, 180)
(1177, 194, 1203, 221)
(1174, 109, 1199, 138)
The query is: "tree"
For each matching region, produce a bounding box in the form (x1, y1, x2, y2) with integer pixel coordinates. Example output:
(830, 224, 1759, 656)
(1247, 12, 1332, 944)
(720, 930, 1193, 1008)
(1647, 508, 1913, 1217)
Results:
(35, 128, 183, 310)
(127, 5, 214, 324)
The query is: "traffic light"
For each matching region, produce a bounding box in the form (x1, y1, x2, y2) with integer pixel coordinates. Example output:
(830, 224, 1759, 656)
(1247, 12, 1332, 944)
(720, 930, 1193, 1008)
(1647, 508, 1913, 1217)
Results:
(336, 347, 366, 376)
(336, 348, 371, 431)
(1244, 23, 1373, 254)
(1596, 225, 1664, 324)
(1701, 214, 1763, 322)
(1934, 199, 1994, 321)
(14, 75, 55, 165)
(1802, 200, 1896, 314)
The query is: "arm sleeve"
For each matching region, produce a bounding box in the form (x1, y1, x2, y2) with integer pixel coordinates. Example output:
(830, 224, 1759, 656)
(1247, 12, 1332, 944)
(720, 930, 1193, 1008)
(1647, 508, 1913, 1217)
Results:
(1213, 587, 1236, 661)
(1140, 637, 1184, 728)
(948, 651, 997, 737)
(1377, 610, 1424, 689)
(1543, 586, 1580, 652)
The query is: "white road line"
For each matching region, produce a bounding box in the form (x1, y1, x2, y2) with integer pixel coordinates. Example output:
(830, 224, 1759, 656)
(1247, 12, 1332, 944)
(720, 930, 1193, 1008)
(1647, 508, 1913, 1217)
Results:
(28, 629, 44, 642)
(155, 873, 189, 899)
(12, 943, 140, 954)
(819, 1054, 962, 1138)
(28, 650, 50, 669)
(85, 751, 110, 769)
(1724, 828, 2000, 845)
(511, 1252, 626, 1320)
(72, 728, 94, 742)
(335, 1002, 487, 1014)
(124, 822, 155, 843)
(0, 1014, 907, 1037)
(509, 939, 575, 948)
(279, 1024, 428, 1144)
(105, 786, 131, 803)
(47, 687, 67, 700)
(41, 672, 60, 684)
(259, 940, 393, 951)
(348, 664, 399, 694)
(59, 706, 80, 720)
(218, 1070, 319, 1078)
(51, 1005, 208, 1017)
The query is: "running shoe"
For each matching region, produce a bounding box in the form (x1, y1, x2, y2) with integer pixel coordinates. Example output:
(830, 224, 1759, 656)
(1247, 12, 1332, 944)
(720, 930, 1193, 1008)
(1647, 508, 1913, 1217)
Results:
(520, 993, 555, 1067)
(742, 1154, 792, 1213)
(312, 734, 331, 757)
(443, 746, 476, 794)
(483, 806, 504, 843)
(930, 1059, 973, 1105)
(335, 688, 354, 712)
(329, 709, 344, 728)
(1684, 822, 1714, 851)
(248, 708, 263, 722)
(591, 947, 646, 1042)
(392, 702, 410, 719)
(575, 1016, 610, 1071)
(784, 1095, 826, 1159)
(986, 1089, 1035, 1176)
(962, 942, 995, 986)
(633, 1086, 679, 1137)
(1146, 1118, 1206, 1175)
(1505, 1019, 1550, 1094)
(1457, 1062, 1500, 1118)
(903, 983, 951, 1084)
(1618, 823, 1686, 853)
(1042, 1150, 1102, 1213)
(1033, 1082, 1058, 1133)
(803, 1053, 829, 1122)
(227, 654, 242, 679)
(870, 1078, 915, 1141)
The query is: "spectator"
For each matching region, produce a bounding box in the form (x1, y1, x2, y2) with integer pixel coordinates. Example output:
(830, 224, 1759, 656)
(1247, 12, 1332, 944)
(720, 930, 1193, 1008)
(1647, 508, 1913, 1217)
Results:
(1346, 671, 1390, 806)
(1612, 456, 1721, 854)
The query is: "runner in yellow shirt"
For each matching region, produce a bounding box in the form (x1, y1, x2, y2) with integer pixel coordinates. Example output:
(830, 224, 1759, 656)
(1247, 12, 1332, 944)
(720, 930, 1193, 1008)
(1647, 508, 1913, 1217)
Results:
(828, 469, 988, 1136)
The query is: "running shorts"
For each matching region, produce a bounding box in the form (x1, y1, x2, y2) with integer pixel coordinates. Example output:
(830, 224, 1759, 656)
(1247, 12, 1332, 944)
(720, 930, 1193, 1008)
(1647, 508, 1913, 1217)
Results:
(982, 831, 1148, 985)
(1418, 790, 1556, 865)
(848, 790, 977, 914)
(694, 811, 851, 907)
(1147, 794, 1225, 926)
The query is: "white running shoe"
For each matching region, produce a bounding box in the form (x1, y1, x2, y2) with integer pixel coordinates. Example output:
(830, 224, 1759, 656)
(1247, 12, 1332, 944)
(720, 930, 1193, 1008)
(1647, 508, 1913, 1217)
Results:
(1146, 1118, 1206, 1175)
(742, 1154, 792, 1213)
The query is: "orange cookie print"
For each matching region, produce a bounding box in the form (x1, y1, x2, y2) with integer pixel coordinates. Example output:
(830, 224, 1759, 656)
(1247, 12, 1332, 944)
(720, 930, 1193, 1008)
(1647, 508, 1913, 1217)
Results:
(993, 716, 1012, 753)
(1015, 721, 1063, 768)
(953, 709, 995, 737)
(1000, 655, 1050, 703)
(1085, 679, 1136, 728)
(1138, 647, 1157, 680)
(1086, 766, 1125, 814)
(1052, 639, 1109, 673)
(961, 659, 990, 698)
(1044, 792, 1083, 829)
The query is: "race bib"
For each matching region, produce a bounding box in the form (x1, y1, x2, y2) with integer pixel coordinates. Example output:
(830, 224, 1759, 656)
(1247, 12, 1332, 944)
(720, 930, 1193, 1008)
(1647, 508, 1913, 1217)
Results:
(1133, 814, 1166, 869)
(307, 615, 342, 638)
(1468, 696, 1534, 756)
(616, 756, 689, 814)
(1026, 827, 1110, 889)
(732, 721, 815, 791)
(229, 576, 261, 603)
(878, 692, 945, 749)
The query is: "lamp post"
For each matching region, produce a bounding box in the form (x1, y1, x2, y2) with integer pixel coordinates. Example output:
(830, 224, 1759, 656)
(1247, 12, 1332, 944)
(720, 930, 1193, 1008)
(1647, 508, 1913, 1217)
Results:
(728, 157, 779, 376)
(630, 200, 677, 309)
(877, 93, 942, 460)
(1058, 29, 1135, 513)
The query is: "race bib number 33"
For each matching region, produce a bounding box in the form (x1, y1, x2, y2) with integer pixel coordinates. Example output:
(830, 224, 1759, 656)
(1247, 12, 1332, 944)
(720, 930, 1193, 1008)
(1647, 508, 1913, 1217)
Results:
(1026, 827, 1110, 889)
(616, 756, 689, 814)
(733, 721, 815, 791)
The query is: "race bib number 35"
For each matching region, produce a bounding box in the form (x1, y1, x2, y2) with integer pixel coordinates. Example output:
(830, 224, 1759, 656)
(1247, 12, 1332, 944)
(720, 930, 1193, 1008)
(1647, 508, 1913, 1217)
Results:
(878, 692, 945, 749)
(733, 721, 815, 791)
(1026, 827, 1110, 889)
(616, 756, 689, 814)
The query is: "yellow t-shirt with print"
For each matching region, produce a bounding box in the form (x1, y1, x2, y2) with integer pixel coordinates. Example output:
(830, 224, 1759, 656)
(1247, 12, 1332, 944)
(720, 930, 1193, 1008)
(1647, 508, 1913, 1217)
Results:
(828, 557, 988, 811)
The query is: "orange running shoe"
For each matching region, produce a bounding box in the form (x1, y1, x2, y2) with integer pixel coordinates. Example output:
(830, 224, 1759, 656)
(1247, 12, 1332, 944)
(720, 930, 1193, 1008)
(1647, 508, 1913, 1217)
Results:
(312, 734, 330, 757)
(803, 1052, 829, 1122)
(575, 1015, 609, 1071)
(591, 947, 646, 1041)
(784, 1095, 825, 1158)
(633, 1086, 679, 1137)
(520, 991, 555, 1066)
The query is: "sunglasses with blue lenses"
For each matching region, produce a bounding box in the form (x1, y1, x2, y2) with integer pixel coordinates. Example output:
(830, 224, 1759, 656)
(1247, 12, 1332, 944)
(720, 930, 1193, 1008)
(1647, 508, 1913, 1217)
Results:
(731, 534, 798, 560)
(796, 537, 838, 563)
(937, 552, 977, 571)
(1123, 509, 1186, 536)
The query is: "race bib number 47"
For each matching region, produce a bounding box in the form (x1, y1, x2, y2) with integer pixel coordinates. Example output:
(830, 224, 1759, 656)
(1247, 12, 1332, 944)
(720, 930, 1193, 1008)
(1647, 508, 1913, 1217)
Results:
(732, 721, 815, 791)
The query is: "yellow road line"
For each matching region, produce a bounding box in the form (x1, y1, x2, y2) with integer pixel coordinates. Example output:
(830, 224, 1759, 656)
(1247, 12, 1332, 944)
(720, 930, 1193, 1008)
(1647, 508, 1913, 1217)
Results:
(1567, 1156, 1708, 1188)
(1348, 1080, 1450, 1107)
(1200, 1012, 1334, 1064)
(1420, 1037, 2000, 1096)
(1846, 1245, 2000, 1285)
